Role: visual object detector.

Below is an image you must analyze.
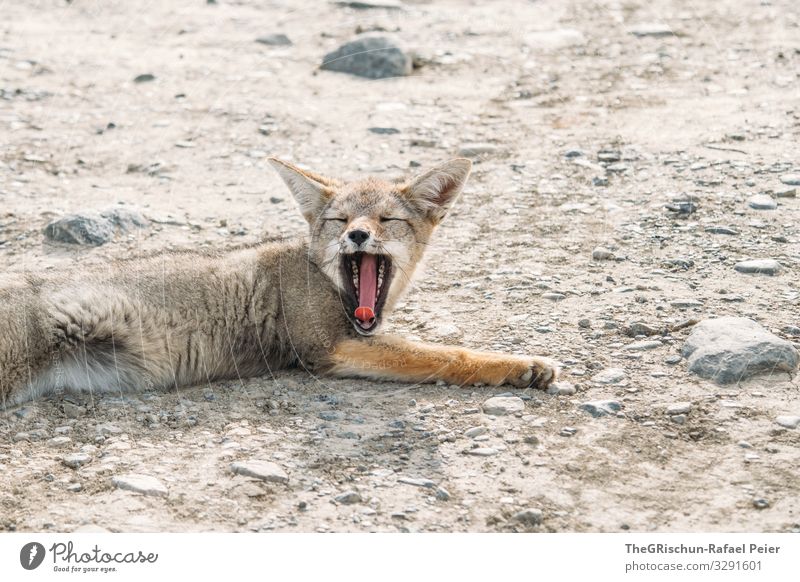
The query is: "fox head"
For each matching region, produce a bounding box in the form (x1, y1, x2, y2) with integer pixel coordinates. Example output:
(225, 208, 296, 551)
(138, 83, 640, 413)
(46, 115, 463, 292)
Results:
(269, 158, 471, 336)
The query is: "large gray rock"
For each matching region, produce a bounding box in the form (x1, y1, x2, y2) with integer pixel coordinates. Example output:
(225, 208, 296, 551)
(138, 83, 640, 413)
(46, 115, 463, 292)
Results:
(44, 207, 148, 246)
(321, 37, 411, 79)
(682, 317, 799, 384)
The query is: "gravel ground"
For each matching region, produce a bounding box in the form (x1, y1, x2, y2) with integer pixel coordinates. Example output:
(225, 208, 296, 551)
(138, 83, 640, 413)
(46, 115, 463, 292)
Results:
(1, 0, 799, 533)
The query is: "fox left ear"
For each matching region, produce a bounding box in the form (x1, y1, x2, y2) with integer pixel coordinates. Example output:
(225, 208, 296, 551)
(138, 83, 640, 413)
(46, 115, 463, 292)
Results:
(403, 158, 472, 223)
(268, 158, 338, 222)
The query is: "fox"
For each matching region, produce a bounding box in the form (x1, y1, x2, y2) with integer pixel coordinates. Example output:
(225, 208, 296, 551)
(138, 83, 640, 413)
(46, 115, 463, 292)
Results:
(0, 158, 559, 408)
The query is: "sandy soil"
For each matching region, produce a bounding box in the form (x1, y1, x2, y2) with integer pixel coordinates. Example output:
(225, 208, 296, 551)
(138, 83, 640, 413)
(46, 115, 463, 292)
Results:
(1, 0, 799, 532)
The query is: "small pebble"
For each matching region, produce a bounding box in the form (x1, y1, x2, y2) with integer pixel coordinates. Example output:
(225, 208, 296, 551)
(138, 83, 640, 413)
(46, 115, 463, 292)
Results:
(482, 396, 524, 416)
(666, 402, 692, 415)
(734, 259, 782, 275)
(579, 400, 622, 418)
(747, 194, 777, 210)
(591, 368, 626, 384)
(335, 491, 363, 504)
(592, 247, 615, 260)
(62, 453, 91, 469)
(467, 447, 499, 456)
(511, 508, 543, 526)
(775, 416, 800, 429)
(230, 460, 289, 484)
(112, 474, 168, 497)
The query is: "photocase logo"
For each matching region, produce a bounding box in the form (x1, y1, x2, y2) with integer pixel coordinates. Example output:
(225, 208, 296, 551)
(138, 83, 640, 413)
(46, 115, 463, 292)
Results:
(20, 542, 46, 570)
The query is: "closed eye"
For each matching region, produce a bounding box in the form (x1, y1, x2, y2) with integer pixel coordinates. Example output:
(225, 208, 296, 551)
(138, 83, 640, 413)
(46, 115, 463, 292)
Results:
(380, 217, 407, 223)
(325, 217, 347, 222)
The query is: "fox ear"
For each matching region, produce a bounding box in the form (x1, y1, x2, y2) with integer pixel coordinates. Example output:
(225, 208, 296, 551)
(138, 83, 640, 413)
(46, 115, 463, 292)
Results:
(403, 158, 471, 223)
(268, 158, 336, 222)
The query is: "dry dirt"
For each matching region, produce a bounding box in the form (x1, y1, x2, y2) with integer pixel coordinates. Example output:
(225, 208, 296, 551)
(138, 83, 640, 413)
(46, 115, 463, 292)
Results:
(1, 0, 799, 533)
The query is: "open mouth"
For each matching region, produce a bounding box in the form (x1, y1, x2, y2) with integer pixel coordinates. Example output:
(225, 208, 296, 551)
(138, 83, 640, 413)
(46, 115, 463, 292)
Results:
(340, 252, 393, 334)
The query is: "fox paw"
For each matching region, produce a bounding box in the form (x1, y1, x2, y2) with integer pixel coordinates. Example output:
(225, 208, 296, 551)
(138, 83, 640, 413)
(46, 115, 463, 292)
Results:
(514, 357, 559, 390)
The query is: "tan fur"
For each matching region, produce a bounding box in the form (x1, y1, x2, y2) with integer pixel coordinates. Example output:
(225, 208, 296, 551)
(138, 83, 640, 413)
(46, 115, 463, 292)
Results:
(0, 159, 558, 407)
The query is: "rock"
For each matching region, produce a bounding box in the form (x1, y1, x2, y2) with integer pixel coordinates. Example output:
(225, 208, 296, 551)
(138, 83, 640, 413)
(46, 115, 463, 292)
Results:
(62, 453, 91, 469)
(255, 33, 292, 46)
(112, 474, 168, 497)
(512, 508, 543, 526)
(435, 487, 451, 501)
(44, 214, 114, 246)
(464, 426, 488, 438)
(593, 176, 609, 187)
(625, 340, 662, 351)
(579, 400, 621, 417)
(547, 381, 576, 396)
(458, 143, 498, 157)
(231, 460, 289, 484)
(753, 498, 770, 509)
(597, 150, 621, 162)
(748, 194, 777, 210)
(625, 322, 660, 337)
(61, 403, 84, 420)
(398, 477, 436, 488)
(665, 355, 682, 365)
(96, 423, 122, 436)
(133, 73, 155, 83)
(368, 127, 400, 135)
(666, 402, 692, 415)
(704, 226, 739, 235)
(333, 0, 403, 9)
(591, 247, 615, 260)
(48, 436, 72, 448)
(13, 406, 35, 420)
(671, 414, 687, 425)
(541, 292, 566, 301)
(320, 36, 411, 79)
(665, 200, 697, 215)
(591, 368, 626, 384)
(467, 447, 499, 456)
(44, 207, 148, 246)
(482, 396, 524, 415)
(578, 318, 591, 329)
(627, 23, 675, 37)
(335, 490, 362, 504)
(682, 317, 799, 384)
(775, 416, 800, 429)
(775, 187, 796, 198)
(783, 326, 800, 337)
(779, 174, 800, 186)
(734, 259, 781, 275)
(524, 29, 586, 50)
(670, 299, 703, 308)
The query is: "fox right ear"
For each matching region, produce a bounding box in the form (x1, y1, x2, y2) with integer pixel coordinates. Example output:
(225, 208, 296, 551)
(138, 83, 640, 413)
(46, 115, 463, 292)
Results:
(403, 158, 472, 224)
(268, 158, 335, 222)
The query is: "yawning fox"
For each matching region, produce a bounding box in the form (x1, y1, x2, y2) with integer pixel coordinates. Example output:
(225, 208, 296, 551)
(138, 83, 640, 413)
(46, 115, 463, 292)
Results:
(0, 158, 558, 407)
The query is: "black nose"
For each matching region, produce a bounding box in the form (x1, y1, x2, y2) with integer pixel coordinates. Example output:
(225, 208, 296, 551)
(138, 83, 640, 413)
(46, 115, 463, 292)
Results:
(348, 229, 370, 246)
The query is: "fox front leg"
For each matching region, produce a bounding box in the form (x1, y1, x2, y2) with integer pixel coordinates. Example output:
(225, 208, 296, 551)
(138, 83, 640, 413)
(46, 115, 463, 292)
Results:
(326, 335, 558, 389)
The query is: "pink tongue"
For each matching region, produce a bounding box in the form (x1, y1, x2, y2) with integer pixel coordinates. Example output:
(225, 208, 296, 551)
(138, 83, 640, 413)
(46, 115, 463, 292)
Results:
(356, 254, 377, 322)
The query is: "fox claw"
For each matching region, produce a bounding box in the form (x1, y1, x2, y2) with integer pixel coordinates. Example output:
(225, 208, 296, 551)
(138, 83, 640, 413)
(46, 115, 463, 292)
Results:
(517, 358, 559, 390)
